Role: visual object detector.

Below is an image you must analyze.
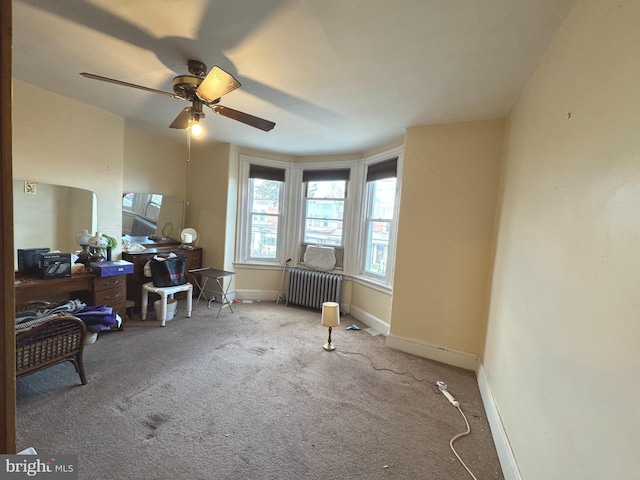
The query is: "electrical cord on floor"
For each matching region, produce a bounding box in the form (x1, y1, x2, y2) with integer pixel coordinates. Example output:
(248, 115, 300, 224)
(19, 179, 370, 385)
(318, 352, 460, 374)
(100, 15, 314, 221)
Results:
(338, 350, 480, 479)
(450, 404, 479, 480)
(337, 350, 434, 384)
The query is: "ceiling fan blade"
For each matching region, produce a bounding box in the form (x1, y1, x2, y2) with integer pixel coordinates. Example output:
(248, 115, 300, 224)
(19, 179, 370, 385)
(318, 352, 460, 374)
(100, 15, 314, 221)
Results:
(169, 107, 192, 129)
(196, 66, 241, 103)
(212, 106, 276, 132)
(80, 72, 180, 99)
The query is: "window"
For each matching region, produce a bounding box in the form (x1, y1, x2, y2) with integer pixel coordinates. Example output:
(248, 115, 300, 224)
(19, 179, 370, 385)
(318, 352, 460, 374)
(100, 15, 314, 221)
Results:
(363, 158, 398, 281)
(236, 150, 401, 290)
(302, 169, 349, 247)
(237, 160, 287, 263)
(249, 177, 282, 258)
(122, 193, 133, 210)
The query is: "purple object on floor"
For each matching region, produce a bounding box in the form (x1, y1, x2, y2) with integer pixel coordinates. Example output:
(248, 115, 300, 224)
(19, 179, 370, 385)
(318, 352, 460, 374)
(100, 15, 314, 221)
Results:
(74, 304, 117, 332)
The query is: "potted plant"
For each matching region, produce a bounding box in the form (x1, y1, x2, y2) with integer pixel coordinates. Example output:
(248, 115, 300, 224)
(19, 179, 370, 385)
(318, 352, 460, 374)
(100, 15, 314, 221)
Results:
(102, 234, 118, 261)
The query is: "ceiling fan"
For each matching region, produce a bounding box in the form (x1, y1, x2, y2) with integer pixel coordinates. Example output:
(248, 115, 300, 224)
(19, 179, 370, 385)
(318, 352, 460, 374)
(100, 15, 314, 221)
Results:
(80, 60, 276, 133)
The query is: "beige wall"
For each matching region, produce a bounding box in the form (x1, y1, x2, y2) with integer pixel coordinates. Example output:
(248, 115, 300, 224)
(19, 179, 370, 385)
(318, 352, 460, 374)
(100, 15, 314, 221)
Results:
(187, 142, 233, 272)
(12, 81, 189, 260)
(13, 182, 94, 263)
(484, 1, 640, 478)
(234, 267, 283, 295)
(12, 80, 124, 248)
(123, 128, 185, 199)
(390, 120, 504, 357)
(351, 282, 391, 323)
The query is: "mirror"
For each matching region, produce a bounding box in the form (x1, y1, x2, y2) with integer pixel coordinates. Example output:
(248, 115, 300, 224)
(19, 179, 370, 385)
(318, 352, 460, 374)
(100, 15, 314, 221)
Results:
(13, 180, 97, 269)
(122, 193, 183, 243)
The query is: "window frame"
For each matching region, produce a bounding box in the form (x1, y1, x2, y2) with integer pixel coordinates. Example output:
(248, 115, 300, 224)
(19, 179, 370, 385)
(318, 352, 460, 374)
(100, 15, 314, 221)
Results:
(236, 156, 290, 265)
(297, 163, 356, 270)
(357, 149, 402, 287)
(247, 176, 284, 261)
(235, 148, 402, 291)
(302, 176, 348, 247)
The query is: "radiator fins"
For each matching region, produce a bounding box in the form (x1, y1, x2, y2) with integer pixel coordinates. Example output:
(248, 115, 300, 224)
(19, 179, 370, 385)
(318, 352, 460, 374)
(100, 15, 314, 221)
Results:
(286, 268, 343, 311)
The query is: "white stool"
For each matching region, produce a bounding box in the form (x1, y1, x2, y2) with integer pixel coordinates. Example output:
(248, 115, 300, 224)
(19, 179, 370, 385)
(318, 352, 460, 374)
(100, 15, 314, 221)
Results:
(141, 282, 193, 327)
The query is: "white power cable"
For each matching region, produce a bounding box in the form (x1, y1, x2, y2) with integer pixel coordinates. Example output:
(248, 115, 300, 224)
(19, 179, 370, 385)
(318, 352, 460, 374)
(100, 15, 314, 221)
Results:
(450, 405, 478, 480)
(436, 381, 479, 480)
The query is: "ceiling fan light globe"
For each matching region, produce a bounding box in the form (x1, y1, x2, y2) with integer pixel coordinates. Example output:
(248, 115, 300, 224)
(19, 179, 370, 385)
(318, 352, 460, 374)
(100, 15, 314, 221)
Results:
(191, 123, 203, 136)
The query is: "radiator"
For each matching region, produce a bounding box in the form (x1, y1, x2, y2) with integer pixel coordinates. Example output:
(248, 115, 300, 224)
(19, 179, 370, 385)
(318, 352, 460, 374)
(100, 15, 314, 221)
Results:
(286, 268, 343, 311)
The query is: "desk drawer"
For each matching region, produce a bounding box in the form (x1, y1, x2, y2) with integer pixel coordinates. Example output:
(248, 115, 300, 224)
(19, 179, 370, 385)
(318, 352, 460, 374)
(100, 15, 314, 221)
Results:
(94, 276, 127, 292)
(94, 287, 126, 305)
(93, 275, 127, 317)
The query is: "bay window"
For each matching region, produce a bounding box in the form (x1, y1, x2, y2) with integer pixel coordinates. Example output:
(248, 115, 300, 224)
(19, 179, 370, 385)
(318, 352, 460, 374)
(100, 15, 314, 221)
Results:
(236, 150, 401, 290)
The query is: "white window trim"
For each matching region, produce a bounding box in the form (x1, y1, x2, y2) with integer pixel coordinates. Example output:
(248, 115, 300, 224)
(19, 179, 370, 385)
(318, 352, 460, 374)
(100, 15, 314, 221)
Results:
(236, 155, 292, 265)
(291, 161, 358, 270)
(355, 146, 403, 288)
(235, 148, 402, 292)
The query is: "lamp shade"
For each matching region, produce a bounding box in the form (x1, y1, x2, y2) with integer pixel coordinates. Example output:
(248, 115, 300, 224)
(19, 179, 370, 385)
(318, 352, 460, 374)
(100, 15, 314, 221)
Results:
(75, 229, 91, 246)
(321, 302, 340, 327)
(88, 231, 108, 248)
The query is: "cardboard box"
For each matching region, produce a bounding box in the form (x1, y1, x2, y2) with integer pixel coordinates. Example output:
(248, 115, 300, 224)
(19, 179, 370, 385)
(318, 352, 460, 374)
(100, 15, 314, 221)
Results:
(18, 248, 50, 275)
(39, 253, 72, 279)
(91, 260, 134, 277)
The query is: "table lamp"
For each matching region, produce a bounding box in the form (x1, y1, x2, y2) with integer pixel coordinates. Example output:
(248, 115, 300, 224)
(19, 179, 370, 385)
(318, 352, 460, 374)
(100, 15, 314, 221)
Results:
(180, 228, 198, 250)
(88, 231, 108, 262)
(75, 229, 92, 267)
(321, 302, 340, 351)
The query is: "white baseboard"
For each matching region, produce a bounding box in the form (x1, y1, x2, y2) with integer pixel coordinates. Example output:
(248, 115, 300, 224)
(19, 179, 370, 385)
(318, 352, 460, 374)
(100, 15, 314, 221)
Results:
(235, 289, 278, 302)
(476, 363, 522, 480)
(385, 334, 478, 370)
(349, 305, 390, 335)
(199, 287, 237, 304)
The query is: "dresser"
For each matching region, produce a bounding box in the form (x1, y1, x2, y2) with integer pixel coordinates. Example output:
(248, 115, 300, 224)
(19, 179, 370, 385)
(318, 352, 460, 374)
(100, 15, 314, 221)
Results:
(92, 275, 128, 320)
(122, 246, 202, 308)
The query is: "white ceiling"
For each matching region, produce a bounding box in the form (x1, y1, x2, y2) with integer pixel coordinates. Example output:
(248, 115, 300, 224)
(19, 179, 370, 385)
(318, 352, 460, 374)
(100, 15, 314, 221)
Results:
(12, 0, 575, 156)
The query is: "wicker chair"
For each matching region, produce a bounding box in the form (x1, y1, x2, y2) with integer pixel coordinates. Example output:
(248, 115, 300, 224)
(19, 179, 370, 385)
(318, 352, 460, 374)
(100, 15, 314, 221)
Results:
(15, 301, 88, 385)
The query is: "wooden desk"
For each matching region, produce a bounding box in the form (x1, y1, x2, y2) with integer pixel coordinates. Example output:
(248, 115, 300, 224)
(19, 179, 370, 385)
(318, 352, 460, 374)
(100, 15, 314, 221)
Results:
(15, 274, 94, 305)
(15, 273, 128, 319)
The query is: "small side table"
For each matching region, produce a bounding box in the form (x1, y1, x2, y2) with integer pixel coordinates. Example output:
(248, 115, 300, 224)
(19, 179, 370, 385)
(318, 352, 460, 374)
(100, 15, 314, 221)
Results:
(189, 267, 236, 318)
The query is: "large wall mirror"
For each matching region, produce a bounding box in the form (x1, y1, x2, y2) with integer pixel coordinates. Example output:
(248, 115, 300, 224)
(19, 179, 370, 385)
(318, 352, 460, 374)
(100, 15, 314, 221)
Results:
(13, 180, 97, 269)
(122, 193, 183, 242)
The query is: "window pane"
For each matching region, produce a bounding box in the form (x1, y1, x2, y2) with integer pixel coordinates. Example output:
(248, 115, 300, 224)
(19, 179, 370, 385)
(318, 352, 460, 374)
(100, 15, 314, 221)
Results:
(304, 197, 344, 245)
(122, 193, 133, 209)
(306, 180, 346, 199)
(305, 199, 344, 220)
(251, 179, 281, 214)
(304, 219, 343, 245)
(249, 178, 281, 259)
(370, 178, 396, 220)
(365, 221, 391, 276)
(304, 180, 346, 246)
(250, 214, 279, 258)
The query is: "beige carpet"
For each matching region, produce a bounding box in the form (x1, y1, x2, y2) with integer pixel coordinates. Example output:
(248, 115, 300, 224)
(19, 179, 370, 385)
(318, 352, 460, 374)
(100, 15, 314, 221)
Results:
(16, 301, 504, 479)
